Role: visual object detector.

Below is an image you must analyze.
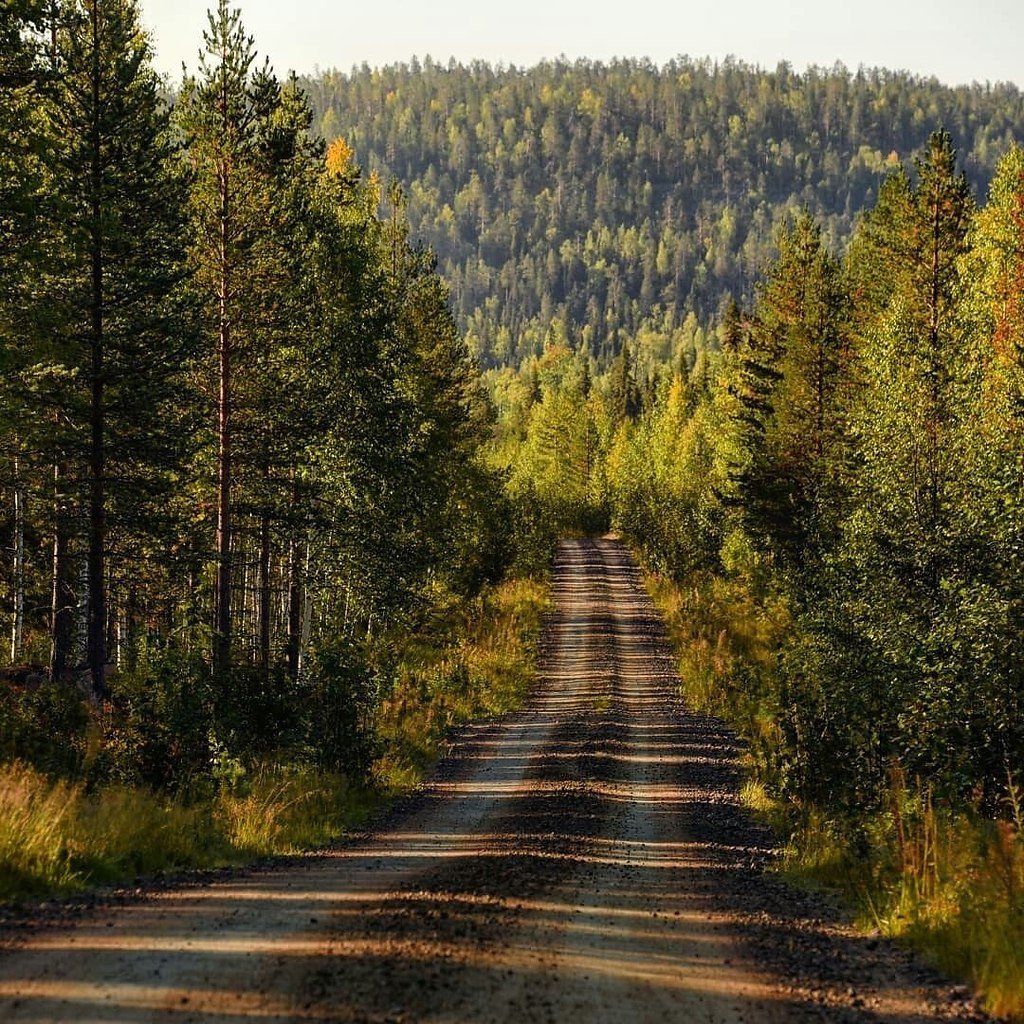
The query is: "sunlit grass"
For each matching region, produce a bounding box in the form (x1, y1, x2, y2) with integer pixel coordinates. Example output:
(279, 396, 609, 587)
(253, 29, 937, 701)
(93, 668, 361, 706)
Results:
(645, 568, 790, 785)
(0, 763, 78, 898)
(784, 784, 1024, 1021)
(0, 761, 380, 899)
(375, 577, 551, 786)
(217, 768, 377, 856)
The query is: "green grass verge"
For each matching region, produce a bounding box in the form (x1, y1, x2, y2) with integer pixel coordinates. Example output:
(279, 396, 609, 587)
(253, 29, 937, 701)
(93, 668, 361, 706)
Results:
(643, 563, 1024, 1022)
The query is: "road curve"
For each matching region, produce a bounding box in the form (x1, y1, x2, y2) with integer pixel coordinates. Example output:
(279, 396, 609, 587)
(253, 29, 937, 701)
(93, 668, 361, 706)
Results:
(0, 538, 987, 1023)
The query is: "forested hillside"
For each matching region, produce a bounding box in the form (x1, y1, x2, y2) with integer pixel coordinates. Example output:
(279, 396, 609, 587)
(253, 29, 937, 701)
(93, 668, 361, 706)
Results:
(303, 59, 1024, 367)
(487, 129, 1024, 1012)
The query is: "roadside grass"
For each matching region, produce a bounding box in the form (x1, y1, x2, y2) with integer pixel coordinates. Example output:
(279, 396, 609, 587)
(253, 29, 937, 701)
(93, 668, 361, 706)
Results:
(374, 576, 551, 790)
(0, 761, 379, 901)
(645, 569, 790, 780)
(0, 576, 551, 904)
(644, 564, 1024, 1022)
(784, 779, 1024, 1021)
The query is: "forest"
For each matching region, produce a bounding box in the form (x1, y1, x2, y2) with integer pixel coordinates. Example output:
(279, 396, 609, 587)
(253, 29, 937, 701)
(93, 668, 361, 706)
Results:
(2, 0, 1024, 1015)
(304, 57, 1024, 368)
(490, 131, 1024, 1005)
(0, 0, 549, 881)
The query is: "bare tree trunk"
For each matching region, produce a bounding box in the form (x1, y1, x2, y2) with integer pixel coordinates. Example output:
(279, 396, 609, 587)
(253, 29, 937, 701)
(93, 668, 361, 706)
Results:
(259, 496, 272, 677)
(285, 472, 302, 680)
(286, 540, 302, 680)
(213, 155, 232, 674)
(125, 583, 138, 671)
(86, 0, 106, 698)
(11, 458, 25, 663)
(298, 540, 312, 678)
(50, 464, 74, 682)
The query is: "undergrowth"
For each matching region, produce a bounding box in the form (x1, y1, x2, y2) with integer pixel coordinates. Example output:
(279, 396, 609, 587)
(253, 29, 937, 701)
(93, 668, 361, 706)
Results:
(0, 761, 375, 900)
(0, 576, 550, 903)
(645, 564, 1024, 1022)
(374, 576, 551, 788)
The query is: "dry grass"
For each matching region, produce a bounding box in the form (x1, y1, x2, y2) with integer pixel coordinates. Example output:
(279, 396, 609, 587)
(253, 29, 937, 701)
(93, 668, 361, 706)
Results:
(218, 768, 375, 855)
(646, 569, 790, 783)
(0, 763, 78, 898)
(0, 761, 376, 899)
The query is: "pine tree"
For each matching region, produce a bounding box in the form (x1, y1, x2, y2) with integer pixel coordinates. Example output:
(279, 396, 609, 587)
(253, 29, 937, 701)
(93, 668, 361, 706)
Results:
(0, 1, 49, 663)
(176, 1, 280, 672)
(52, 0, 190, 694)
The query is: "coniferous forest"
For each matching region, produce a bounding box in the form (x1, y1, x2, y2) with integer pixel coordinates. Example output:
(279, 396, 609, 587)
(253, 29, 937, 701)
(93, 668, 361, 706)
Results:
(1, 0, 542, 845)
(3, 0, 1024, 1014)
(304, 59, 1024, 367)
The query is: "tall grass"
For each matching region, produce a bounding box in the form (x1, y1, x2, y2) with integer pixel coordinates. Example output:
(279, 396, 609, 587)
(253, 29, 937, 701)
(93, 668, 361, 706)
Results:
(0, 763, 78, 897)
(646, 569, 790, 785)
(784, 773, 1024, 1020)
(0, 761, 374, 900)
(374, 577, 551, 789)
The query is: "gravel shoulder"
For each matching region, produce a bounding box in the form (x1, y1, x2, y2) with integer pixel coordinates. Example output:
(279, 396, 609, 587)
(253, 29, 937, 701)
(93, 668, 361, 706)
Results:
(0, 538, 996, 1022)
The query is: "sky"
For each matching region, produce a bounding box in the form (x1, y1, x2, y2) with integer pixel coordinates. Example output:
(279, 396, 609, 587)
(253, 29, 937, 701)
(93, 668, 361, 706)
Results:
(140, 0, 1023, 89)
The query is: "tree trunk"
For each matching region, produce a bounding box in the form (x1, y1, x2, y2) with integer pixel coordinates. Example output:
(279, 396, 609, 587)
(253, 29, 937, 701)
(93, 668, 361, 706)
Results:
(259, 480, 272, 676)
(298, 540, 312, 677)
(86, 0, 106, 698)
(286, 545, 301, 679)
(10, 457, 25, 663)
(213, 156, 232, 674)
(50, 464, 74, 682)
(286, 478, 302, 680)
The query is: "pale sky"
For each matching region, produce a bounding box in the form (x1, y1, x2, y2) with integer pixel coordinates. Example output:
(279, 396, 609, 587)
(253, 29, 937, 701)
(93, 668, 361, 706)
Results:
(141, 0, 1023, 88)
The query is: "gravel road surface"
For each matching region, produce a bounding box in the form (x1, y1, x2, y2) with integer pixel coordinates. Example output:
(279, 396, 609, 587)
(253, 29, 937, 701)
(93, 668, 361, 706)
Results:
(0, 538, 994, 1023)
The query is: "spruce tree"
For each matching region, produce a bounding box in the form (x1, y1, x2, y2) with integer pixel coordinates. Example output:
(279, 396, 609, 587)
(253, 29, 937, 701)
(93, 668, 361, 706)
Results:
(740, 213, 852, 584)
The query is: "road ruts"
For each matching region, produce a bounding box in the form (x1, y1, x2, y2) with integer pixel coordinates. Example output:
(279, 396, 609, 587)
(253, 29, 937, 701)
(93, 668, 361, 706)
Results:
(0, 538, 990, 1023)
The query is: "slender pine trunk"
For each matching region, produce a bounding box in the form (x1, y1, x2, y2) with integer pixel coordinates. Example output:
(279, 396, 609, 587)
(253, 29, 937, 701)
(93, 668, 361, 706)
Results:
(50, 463, 74, 681)
(11, 457, 25, 663)
(213, 156, 232, 674)
(285, 474, 302, 680)
(259, 495, 271, 676)
(86, 0, 106, 697)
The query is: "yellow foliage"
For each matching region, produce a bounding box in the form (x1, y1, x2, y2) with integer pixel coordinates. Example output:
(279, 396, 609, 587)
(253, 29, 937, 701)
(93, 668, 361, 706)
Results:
(325, 137, 354, 177)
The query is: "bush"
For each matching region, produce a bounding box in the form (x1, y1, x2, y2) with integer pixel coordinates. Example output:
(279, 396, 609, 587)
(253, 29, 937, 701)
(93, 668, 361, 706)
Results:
(304, 641, 380, 776)
(97, 653, 213, 790)
(0, 678, 88, 778)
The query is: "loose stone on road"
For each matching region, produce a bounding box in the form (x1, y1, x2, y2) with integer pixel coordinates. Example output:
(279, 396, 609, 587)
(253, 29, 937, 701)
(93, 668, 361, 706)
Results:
(0, 538, 992, 1022)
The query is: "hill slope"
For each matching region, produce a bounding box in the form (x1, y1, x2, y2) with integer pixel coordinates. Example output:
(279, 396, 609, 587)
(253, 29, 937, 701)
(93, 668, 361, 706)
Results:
(301, 58, 1024, 366)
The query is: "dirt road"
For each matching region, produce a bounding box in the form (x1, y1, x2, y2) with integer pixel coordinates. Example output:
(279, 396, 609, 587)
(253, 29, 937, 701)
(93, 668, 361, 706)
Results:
(0, 538, 991, 1022)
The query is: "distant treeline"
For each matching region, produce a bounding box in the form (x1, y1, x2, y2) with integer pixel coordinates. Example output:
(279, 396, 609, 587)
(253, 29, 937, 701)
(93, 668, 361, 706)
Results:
(301, 57, 1024, 367)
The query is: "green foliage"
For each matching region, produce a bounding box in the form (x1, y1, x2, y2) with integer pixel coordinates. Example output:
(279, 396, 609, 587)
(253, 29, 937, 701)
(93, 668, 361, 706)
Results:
(304, 641, 380, 776)
(0, 677, 89, 778)
(596, 130, 1024, 1019)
